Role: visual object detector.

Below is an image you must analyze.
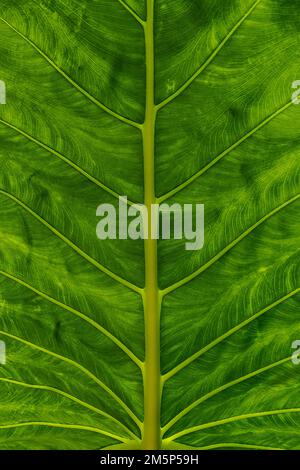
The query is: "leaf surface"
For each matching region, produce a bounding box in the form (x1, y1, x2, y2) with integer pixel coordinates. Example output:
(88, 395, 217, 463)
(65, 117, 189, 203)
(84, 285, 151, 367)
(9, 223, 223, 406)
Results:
(0, 0, 299, 450)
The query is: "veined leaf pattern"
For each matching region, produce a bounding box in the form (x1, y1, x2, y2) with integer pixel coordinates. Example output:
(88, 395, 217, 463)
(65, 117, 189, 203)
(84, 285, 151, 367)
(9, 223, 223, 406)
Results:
(0, 0, 299, 450)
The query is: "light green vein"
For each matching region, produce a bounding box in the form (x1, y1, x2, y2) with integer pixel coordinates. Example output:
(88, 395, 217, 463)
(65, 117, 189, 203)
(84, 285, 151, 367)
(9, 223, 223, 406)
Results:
(0, 190, 142, 295)
(101, 440, 142, 450)
(0, 330, 142, 430)
(163, 440, 284, 450)
(163, 289, 299, 382)
(0, 377, 136, 439)
(0, 270, 143, 369)
(162, 356, 292, 435)
(158, 100, 293, 202)
(162, 194, 300, 296)
(117, 0, 145, 26)
(0, 119, 134, 206)
(0, 17, 142, 129)
(174, 443, 283, 450)
(0, 421, 129, 443)
(156, 0, 262, 111)
(166, 408, 300, 442)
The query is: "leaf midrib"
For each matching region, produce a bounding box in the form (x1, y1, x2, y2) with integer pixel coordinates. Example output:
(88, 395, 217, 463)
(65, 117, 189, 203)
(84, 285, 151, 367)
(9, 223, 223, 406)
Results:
(0, 0, 298, 450)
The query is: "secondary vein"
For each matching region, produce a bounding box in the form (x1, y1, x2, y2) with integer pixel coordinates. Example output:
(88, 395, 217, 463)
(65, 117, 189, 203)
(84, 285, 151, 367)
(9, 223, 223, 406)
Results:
(0, 421, 129, 443)
(0, 377, 136, 439)
(162, 356, 292, 436)
(0, 270, 143, 369)
(0, 119, 134, 206)
(117, 0, 145, 26)
(156, 0, 262, 112)
(162, 194, 300, 296)
(0, 190, 142, 295)
(166, 407, 300, 442)
(163, 289, 299, 382)
(0, 330, 142, 430)
(0, 17, 142, 130)
(158, 100, 293, 203)
(172, 442, 283, 450)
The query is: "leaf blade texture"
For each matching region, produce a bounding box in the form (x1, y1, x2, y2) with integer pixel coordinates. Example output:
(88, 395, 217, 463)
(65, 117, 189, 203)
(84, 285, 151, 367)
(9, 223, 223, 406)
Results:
(0, 0, 299, 450)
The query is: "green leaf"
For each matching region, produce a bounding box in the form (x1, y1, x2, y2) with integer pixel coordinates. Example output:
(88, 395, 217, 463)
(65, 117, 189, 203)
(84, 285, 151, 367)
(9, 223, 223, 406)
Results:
(0, 0, 299, 451)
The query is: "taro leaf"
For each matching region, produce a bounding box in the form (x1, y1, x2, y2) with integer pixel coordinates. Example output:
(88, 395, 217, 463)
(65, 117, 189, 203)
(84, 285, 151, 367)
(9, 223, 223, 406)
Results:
(0, 0, 299, 451)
